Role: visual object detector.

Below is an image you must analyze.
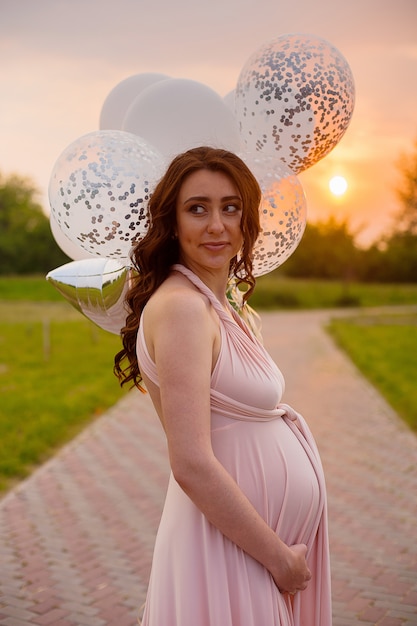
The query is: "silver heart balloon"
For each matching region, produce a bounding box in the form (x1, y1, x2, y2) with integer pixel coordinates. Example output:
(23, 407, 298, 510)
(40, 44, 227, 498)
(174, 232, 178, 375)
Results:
(46, 258, 131, 335)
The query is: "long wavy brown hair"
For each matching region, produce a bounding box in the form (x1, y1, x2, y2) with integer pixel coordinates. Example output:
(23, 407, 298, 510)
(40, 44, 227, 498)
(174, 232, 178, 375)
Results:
(114, 146, 262, 389)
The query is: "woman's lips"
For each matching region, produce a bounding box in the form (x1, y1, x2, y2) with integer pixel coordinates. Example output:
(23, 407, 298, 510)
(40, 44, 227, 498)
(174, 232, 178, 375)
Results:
(202, 242, 229, 250)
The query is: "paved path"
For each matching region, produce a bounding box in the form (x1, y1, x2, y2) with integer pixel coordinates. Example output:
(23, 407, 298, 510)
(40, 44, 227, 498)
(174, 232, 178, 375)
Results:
(0, 309, 416, 626)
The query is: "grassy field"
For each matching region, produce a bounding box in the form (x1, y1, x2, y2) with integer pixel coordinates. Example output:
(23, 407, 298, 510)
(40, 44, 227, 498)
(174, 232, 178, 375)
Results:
(250, 273, 417, 309)
(0, 274, 416, 494)
(0, 298, 127, 493)
(0, 275, 65, 301)
(2, 274, 417, 308)
(327, 312, 417, 432)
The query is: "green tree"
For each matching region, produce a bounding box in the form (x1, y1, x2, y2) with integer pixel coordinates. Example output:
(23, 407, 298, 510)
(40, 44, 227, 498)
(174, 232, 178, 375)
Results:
(377, 138, 417, 282)
(0, 173, 69, 274)
(355, 243, 386, 282)
(383, 232, 417, 282)
(283, 218, 359, 279)
(395, 138, 417, 235)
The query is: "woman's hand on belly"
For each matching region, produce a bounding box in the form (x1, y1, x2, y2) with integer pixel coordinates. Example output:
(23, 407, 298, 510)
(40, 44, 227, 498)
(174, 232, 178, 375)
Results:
(271, 543, 312, 595)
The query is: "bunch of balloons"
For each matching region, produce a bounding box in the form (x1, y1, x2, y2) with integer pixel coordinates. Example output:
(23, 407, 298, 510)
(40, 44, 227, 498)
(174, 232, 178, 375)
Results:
(47, 33, 355, 333)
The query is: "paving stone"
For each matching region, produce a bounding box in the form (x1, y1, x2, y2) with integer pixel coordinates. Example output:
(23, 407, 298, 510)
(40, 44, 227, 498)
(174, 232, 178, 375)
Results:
(375, 617, 404, 626)
(0, 617, 34, 626)
(0, 607, 36, 622)
(0, 308, 416, 625)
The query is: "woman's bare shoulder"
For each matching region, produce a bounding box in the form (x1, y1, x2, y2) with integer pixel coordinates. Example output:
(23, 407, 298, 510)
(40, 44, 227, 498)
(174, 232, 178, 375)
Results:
(143, 273, 217, 365)
(145, 273, 211, 326)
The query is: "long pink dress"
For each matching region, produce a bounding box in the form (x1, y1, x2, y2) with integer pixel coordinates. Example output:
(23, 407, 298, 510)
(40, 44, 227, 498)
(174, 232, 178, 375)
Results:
(136, 264, 332, 626)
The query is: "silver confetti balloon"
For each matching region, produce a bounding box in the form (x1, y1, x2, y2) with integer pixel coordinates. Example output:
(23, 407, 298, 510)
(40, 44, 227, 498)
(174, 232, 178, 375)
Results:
(241, 152, 307, 276)
(46, 258, 132, 334)
(48, 130, 164, 259)
(235, 34, 355, 174)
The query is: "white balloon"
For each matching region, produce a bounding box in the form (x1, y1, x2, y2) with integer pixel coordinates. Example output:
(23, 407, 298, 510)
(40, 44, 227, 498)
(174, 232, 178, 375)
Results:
(46, 258, 131, 335)
(223, 89, 236, 112)
(235, 34, 355, 173)
(240, 152, 307, 276)
(99, 73, 170, 130)
(49, 130, 164, 259)
(122, 78, 243, 159)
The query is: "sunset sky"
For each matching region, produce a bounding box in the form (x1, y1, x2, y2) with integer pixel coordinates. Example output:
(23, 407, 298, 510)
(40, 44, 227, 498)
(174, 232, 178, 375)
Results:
(1, 0, 416, 247)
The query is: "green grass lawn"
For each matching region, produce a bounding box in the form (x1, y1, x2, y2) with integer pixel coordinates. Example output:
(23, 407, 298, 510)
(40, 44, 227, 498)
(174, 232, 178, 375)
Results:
(2, 274, 417, 308)
(327, 313, 417, 432)
(0, 274, 416, 494)
(0, 305, 127, 493)
(0, 275, 64, 301)
(250, 274, 417, 309)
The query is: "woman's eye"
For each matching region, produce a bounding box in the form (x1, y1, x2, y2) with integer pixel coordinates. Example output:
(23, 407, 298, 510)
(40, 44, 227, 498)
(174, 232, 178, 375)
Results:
(190, 204, 206, 214)
(224, 204, 241, 214)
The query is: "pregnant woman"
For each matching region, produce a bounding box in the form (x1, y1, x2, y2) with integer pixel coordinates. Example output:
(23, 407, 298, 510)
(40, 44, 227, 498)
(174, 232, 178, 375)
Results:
(114, 146, 332, 626)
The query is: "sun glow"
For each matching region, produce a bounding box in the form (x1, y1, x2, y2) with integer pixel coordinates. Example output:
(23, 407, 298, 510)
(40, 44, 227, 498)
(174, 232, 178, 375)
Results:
(329, 175, 348, 196)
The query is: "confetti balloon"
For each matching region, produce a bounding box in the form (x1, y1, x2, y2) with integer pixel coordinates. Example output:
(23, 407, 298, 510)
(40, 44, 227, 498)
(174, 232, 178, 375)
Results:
(235, 34, 355, 173)
(49, 130, 164, 259)
(241, 153, 307, 276)
(50, 212, 96, 261)
(46, 258, 131, 334)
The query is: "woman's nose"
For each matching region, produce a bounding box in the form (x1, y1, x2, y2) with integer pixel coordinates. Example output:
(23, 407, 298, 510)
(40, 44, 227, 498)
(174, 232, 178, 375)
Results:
(207, 209, 225, 233)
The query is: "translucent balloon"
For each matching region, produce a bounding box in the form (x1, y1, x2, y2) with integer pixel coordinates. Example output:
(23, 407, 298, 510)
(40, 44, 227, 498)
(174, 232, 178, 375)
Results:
(99, 73, 170, 130)
(241, 153, 307, 276)
(122, 78, 243, 159)
(46, 258, 131, 334)
(50, 212, 96, 261)
(49, 130, 164, 259)
(235, 34, 355, 174)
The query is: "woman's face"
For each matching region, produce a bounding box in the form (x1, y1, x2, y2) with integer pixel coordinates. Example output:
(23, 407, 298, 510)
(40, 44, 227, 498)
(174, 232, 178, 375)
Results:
(175, 169, 244, 274)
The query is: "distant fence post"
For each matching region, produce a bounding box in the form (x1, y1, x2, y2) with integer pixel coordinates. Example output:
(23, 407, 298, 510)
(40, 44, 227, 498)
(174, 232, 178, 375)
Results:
(43, 319, 51, 361)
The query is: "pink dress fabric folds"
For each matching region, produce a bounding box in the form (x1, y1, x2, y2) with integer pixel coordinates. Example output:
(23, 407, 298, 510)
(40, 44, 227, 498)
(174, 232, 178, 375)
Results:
(136, 264, 332, 626)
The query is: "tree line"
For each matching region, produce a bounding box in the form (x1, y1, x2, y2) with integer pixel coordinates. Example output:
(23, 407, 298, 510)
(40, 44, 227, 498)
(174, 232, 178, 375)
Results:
(282, 217, 417, 283)
(1, 140, 416, 281)
(0, 174, 69, 274)
(283, 139, 417, 283)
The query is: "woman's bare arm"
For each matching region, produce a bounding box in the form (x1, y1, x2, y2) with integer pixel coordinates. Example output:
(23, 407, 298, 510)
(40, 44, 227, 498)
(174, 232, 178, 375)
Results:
(143, 287, 311, 594)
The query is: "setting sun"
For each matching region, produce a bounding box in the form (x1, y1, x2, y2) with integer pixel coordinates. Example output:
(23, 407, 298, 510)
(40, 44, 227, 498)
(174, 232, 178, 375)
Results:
(329, 175, 348, 196)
